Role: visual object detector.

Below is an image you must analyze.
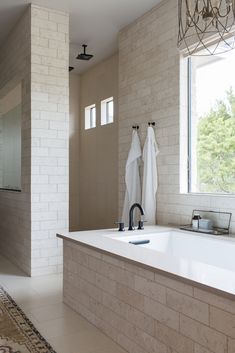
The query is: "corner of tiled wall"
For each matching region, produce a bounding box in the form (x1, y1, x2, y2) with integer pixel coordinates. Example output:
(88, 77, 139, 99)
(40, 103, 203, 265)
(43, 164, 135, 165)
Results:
(30, 4, 69, 276)
(0, 6, 31, 275)
(118, 0, 235, 232)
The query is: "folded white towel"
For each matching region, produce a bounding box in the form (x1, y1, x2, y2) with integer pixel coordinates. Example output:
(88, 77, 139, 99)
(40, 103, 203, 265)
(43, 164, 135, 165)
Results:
(142, 126, 159, 225)
(122, 130, 142, 225)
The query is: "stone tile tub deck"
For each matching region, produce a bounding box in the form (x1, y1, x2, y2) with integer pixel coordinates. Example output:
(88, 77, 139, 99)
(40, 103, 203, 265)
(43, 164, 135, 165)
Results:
(58, 226, 235, 353)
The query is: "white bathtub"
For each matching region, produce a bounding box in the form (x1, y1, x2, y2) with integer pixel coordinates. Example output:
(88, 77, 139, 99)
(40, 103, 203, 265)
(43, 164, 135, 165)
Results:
(115, 230, 235, 272)
(60, 226, 235, 353)
(58, 226, 235, 296)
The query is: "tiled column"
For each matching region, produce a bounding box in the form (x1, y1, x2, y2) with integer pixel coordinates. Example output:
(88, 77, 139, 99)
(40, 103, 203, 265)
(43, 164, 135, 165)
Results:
(30, 5, 69, 276)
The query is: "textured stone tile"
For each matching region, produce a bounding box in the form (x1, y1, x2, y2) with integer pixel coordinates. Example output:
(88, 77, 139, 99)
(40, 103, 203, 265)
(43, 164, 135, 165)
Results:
(194, 287, 235, 315)
(194, 343, 217, 353)
(77, 244, 102, 259)
(154, 272, 193, 296)
(95, 272, 116, 295)
(102, 254, 124, 268)
(102, 291, 155, 336)
(180, 314, 227, 353)
(116, 333, 144, 353)
(228, 338, 235, 353)
(166, 288, 209, 324)
(155, 321, 194, 353)
(116, 283, 145, 311)
(134, 274, 166, 304)
(210, 306, 235, 339)
(144, 296, 179, 330)
(129, 327, 168, 353)
(124, 261, 155, 280)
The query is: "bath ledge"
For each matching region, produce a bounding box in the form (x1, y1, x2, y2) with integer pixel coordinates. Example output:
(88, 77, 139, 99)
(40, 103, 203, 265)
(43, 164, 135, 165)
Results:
(57, 226, 235, 299)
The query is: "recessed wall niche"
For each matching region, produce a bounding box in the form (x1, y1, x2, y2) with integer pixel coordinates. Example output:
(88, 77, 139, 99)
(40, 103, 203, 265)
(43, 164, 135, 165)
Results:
(0, 83, 22, 191)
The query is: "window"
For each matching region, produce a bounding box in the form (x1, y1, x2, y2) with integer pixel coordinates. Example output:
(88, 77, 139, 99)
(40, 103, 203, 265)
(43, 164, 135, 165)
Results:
(101, 97, 114, 125)
(185, 46, 235, 194)
(85, 104, 96, 130)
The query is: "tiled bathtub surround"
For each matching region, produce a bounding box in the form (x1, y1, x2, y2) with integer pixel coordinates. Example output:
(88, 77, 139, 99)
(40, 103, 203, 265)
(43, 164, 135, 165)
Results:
(118, 0, 235, 232)
(64, 241, 235, 353)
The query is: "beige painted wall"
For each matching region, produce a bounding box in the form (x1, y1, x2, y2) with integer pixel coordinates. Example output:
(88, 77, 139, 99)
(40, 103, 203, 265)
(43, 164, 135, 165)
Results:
(69, 73, 80, 231)
(78, 53, 119, 230)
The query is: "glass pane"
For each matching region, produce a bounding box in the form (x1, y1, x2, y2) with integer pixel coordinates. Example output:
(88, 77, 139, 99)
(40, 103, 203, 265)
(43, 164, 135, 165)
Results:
(106, 100, 114, 123)
(189, 50, 235, 194)
(90, 107, 96, 128)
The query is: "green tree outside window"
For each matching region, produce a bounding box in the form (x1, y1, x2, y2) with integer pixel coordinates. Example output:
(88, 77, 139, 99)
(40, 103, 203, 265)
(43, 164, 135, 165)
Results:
(197, 88, 235, 193)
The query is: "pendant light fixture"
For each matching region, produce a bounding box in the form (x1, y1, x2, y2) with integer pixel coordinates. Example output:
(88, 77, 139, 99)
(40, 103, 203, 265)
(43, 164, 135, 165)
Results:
(178, 0, 235, 55)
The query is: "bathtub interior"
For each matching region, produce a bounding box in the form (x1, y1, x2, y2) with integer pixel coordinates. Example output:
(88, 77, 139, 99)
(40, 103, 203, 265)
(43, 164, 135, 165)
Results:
(113, 230, 235, 272)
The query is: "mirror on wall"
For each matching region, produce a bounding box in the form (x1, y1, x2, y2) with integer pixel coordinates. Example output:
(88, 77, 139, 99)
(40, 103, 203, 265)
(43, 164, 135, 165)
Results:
(0, 84, 22, 191)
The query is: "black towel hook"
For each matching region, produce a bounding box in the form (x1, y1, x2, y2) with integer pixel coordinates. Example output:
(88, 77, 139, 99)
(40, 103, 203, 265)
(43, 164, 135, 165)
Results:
(148, 122, 156, 127)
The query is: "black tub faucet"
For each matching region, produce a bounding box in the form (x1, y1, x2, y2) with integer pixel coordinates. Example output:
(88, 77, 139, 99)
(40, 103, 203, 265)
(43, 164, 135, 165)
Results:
(128, 203, 145, 231)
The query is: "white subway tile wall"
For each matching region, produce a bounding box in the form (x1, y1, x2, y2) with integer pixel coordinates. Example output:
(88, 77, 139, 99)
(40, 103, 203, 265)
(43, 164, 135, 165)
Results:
(118, 0, 235, 232)
(0, 4, 69, 276)
(31, 5, 69, 276)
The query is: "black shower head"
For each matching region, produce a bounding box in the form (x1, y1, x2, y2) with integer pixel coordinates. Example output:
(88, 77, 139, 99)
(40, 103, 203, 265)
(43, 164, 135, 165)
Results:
(76, 44, 93, 61)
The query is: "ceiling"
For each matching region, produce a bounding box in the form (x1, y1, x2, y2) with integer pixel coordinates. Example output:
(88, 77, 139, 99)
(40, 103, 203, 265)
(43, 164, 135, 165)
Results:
(0, 0, 162, 74)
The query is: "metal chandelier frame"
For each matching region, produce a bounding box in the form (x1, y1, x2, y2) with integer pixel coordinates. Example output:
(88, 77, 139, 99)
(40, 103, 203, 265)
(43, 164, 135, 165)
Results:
(178, 0, 235, 55)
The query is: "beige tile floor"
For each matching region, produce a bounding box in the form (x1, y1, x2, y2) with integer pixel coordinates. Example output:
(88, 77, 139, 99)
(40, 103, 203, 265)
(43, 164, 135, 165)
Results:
(0, 255, 126, 353)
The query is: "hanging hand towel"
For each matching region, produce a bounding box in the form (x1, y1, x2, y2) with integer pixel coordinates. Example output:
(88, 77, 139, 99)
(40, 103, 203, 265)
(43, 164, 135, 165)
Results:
(122, 130, 142, 225)
(142, 126, 159, 225)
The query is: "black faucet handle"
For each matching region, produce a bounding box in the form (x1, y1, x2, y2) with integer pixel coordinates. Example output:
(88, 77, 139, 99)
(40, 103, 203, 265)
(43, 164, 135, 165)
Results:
(138, 220, 147, 230)
(115, 222, 125, 232)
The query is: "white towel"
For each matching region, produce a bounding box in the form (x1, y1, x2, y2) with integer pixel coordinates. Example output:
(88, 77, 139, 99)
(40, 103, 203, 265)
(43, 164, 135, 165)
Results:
(122, 130, 142, 225)
(142, 126, 159, 225)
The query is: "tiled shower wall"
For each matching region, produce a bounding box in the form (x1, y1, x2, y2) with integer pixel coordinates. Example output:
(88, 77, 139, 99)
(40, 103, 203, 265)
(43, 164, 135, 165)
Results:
(118, 0, 235, 232)
(0, 5, 69, 276)
(0, 8, 31, 274)
(30, 5, 69, 276)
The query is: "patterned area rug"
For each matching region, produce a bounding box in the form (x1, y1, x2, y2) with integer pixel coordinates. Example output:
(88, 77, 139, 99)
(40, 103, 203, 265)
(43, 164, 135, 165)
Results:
(0, 286, 56, 353)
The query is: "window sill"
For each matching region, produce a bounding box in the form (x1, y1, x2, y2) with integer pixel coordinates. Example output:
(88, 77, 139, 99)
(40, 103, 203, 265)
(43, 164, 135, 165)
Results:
(180, 192, 235, 198)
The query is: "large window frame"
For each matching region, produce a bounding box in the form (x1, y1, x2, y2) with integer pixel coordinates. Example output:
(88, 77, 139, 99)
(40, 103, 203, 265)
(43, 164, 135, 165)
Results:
(184, 53, 235, 196)
(187, 57, 193, 194)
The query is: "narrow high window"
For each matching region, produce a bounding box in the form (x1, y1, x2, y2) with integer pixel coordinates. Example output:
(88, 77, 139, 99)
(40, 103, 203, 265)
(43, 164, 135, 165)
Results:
(85, 104, 96, 130)
(101, 97, 114, 125)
